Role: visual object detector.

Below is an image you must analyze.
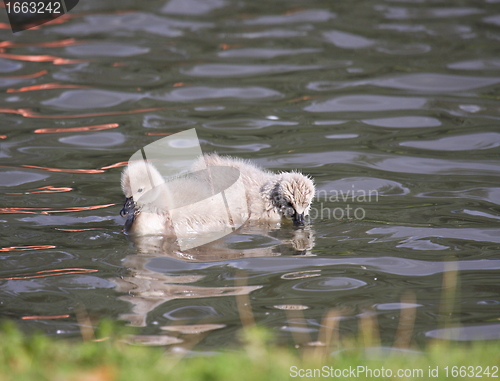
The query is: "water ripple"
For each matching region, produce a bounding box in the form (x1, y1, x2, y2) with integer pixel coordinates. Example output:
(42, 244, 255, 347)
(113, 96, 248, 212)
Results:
(362, 116, 441, 128)
(225, 29, 308, 38)
(417, 187, 500, 206)
(162, 0, 226, 15)
(307, 74, 500, 93)
(323, 30, 375, 49)
(164, 306, 221, 320)
(376, 42, 431, 55)
(0, 170, 49, 187)
(376, 5, 483, 20)
(42, 89, 142, 109)
(65, 42, 150, 57)
(149, 86, 282, 101)
(0, 58, 23, 72)
(448, 58, 500, 70)
(244, 9, 336, 25)
(304, 95, 426, 112)
(53, 66, 163, 87)
(400, 132, 500, 151)
(182, 64, 322, 77)
(426, 324, 500, 341)
(59, 132, 126, 148)
(317, 177, 410, 197)
(375, 303, 422, 311)
(51, 13, 213, 37)
(293, 277, 367, 292)
(367, 226, 500, 245)
(224, 256, 500, 277)
(204, 118, 297, 130)
(371, 73, 500, 92)
(259, 151, 500, 176)
(218, 48, 321, 58)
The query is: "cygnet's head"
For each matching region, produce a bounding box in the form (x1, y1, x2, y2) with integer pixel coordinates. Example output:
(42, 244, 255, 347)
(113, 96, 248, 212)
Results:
(120, 160, 167, 215)
(272, 172, 315, 226)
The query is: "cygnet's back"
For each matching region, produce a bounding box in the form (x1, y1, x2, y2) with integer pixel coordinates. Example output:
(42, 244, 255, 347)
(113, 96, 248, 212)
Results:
(121, 160, 247, 237)
(190, 154, 273, 220)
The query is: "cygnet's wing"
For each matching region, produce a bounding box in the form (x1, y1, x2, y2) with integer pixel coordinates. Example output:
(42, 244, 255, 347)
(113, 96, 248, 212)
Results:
(164, 166, 241, 209)
(164, 166, 249, 250)
(163, 174, 212, 209)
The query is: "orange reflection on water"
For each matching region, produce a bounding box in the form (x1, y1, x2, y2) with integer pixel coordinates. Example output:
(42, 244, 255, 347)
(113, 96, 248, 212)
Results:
(0, 135, 6, 139)
(5, 185, 72, 195)
(100, 161, 128, 170)
(0, 106, 164, 119)
(34, 185, 72, 193)
(0, 204, 114, 215)
(21, 165, 105, 173)
(7, 83, 88, 93)
(0, 23, 10, 29)
(0, 208, 46, 214)
(0, 268, 99, 281)
(31, 186, 73, 193)
(49, 204, 115, 213)
(3, 70, 48, 79)
(0, 245, 56, 252)
(0, 53, 85, 65)
(0, 38, 82, 48)
(34, 123, 119, 134)
(22, 315, 70, 320)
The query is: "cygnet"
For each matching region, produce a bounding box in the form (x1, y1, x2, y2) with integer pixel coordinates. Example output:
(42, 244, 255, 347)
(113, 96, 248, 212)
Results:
(120, 154, 315, 235)
(191, 154, 315, 225)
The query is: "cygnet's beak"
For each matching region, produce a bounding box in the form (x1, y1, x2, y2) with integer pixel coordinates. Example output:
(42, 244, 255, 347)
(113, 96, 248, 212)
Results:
(293, 212, 305, 227)
(120, 196, 135, 217)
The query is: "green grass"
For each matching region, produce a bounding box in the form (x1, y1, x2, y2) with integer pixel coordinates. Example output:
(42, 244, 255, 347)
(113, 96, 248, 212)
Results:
(1, 321, 499, 381)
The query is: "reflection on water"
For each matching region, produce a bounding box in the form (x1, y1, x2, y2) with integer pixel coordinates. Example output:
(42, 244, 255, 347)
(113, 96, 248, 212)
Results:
(115, 250, 262, 328)
(125, 226, 315, 259)
(113, 227, 314, 345)
(1, 0, 500, 350)
(115, 228, 313, 344)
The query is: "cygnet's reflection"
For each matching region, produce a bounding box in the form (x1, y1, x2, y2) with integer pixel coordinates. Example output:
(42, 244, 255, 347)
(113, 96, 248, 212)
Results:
(127, 224, 315, 260)
(114, 225, 315, 334)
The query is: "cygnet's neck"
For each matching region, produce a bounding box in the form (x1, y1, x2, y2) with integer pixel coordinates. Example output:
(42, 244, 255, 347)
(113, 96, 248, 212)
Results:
(260, 175, 284, 214)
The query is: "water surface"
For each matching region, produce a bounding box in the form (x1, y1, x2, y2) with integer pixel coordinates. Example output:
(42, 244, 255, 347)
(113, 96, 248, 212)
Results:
(1, 0, 500, 350)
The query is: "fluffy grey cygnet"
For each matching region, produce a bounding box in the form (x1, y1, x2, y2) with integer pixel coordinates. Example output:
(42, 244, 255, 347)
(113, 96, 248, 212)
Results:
(120, 153, 315, 235)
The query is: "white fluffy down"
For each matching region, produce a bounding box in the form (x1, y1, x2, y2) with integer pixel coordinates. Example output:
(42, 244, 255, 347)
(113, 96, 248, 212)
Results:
(121, 153, 315, 235)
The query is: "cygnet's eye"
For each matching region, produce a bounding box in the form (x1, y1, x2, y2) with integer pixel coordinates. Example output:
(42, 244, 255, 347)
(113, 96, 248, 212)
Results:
(284, 206, 295, 218)
(137, 188, 143, 193)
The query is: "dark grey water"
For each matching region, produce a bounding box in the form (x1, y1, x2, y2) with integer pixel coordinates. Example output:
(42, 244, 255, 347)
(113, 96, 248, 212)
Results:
(1, 0, 500, 350)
